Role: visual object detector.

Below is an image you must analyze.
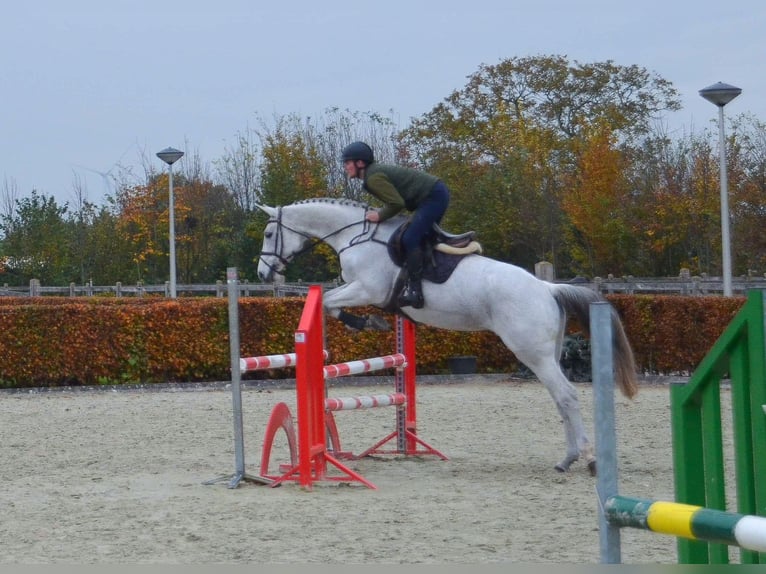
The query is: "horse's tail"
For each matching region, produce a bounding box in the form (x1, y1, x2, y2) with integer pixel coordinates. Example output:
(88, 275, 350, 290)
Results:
(551, 284, 638, 399)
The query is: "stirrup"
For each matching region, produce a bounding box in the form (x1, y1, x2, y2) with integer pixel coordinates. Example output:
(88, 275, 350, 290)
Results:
(398, 285, 424, 309)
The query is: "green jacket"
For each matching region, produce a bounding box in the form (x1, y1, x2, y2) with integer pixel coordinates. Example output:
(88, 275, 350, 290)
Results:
(363, 163, 440, 221)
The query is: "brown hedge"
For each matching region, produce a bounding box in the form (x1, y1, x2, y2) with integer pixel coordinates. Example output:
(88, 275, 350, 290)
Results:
(0, 294, 748, 388)
(606, 294, 745, 375)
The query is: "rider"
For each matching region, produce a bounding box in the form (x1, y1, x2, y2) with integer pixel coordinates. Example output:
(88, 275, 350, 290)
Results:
(341, 141, 450, 309)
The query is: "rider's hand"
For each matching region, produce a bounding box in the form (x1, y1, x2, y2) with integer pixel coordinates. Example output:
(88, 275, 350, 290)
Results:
(365, 210, 380, 223)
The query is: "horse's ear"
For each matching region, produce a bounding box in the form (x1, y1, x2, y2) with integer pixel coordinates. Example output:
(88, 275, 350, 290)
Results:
(255, 203, 277, 218)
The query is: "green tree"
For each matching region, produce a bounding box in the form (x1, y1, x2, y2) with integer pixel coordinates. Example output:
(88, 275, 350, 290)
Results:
(86, 204, 138, 284)
(0, 191, 72, 285)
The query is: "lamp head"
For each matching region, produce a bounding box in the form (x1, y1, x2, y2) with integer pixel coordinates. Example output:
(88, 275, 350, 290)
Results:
(699, 82, 742, 107)
(157, 147, 184, 165)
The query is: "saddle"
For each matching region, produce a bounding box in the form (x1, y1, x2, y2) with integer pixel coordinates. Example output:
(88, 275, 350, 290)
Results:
(387, 221, 482, 285)
(431, 224, 482, 254)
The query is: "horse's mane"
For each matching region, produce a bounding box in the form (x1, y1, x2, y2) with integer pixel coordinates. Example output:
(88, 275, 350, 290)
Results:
(294, 197, 370, 210)
(291, 197, 408, 227)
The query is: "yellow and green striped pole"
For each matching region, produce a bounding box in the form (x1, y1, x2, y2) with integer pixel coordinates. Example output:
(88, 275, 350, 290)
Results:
(605, 495, 766, 554)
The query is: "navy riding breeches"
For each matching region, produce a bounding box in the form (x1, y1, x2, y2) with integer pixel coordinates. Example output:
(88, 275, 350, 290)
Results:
(402, 181, 450, 252)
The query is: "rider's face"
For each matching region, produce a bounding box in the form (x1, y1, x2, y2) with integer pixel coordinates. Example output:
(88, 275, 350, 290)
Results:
(344, 159, 363, 179)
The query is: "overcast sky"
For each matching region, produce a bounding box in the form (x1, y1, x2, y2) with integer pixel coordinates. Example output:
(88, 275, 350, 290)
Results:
(2, 0, 763, 207)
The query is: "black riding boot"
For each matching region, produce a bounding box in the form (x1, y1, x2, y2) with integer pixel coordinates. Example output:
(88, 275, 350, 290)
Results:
(398, 248, 425, 309)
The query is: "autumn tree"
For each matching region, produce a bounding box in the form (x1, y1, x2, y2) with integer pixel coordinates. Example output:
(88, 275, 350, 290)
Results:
(112, 167, 250, 285)
(172, 176, 244, 283)
(726, 114, 766, 274)
(256, 115, 328, 206)
(238, 116, 333, 281)
(113, 177, 169, 283)
(399, 55, 682, 277)
(561, 121, 635, 276)
(624, 128, 722, 277)
(427, 110, 567, 269)
(9, 55, 766, 285)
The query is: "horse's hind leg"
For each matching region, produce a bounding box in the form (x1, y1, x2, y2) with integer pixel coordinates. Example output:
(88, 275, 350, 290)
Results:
(551, 393, 596, 475)
(527, 359, 595, 474)
(553, 401, 580, 472)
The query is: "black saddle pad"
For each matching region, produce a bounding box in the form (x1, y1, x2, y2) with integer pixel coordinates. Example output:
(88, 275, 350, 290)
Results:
(425, 250, 465, 284)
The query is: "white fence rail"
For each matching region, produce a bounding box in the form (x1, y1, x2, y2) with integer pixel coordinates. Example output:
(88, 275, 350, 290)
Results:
(0, 279, 340, 298)
(580, 276, 766, 296)
(3, 267, 765, 298)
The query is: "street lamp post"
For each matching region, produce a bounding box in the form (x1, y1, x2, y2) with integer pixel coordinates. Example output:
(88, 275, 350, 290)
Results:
(156, 147, 185, 298)
(699, 82, 742, 297)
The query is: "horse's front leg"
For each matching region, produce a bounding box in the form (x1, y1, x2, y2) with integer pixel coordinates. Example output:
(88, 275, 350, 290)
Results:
(323, 282, 391, 332)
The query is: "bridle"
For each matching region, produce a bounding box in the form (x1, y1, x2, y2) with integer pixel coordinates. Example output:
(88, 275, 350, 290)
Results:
(258, 206, 383, 278)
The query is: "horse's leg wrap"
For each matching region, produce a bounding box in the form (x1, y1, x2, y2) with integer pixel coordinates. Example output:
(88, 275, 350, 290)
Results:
(337, 310, 368, 331)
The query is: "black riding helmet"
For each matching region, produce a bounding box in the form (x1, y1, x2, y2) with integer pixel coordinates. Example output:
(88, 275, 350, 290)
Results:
(341, 141, 375, 165)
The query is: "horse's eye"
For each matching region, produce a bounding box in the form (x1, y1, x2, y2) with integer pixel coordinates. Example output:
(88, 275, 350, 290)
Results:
(265, 231, 273, 239)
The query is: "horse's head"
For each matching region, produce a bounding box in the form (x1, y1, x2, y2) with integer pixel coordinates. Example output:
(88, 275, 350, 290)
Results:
(255, 198, 374, 283)
(256, 204, 297, 282)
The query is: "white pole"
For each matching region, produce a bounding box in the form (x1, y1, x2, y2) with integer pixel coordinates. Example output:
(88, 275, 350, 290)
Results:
(168, 164, 177, 299)
(699, 82, 740, 297)
(718, 105, 733, 297)
(156, 147, 183, 298)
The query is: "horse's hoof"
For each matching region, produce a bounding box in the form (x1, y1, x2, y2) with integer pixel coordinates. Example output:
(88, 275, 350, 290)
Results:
(365, 314, 391, 331)
(554, 463, 568, 473)
(588, 460, 597, 476)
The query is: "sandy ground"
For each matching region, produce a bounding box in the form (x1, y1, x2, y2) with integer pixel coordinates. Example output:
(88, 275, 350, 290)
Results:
(0, 376, 710, 564)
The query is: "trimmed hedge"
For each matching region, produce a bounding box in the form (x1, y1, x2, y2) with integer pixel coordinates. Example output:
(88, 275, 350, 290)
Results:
(607, 294, 744, 375)
(0, 294, 748, 388)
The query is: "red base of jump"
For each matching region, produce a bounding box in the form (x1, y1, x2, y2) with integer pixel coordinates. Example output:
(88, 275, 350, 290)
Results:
(259, 285, 447, 489)
(350, 428, 449, 461)
(260, 405, 448, 489)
